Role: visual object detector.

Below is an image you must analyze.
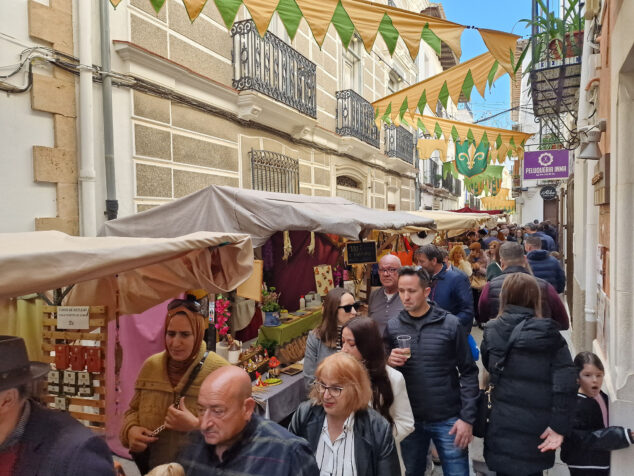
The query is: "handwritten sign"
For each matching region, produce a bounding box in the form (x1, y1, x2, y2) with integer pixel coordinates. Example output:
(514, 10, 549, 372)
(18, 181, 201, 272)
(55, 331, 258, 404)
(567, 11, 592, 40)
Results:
(57, 306, 90, 330)
(345, 241, 377, 264)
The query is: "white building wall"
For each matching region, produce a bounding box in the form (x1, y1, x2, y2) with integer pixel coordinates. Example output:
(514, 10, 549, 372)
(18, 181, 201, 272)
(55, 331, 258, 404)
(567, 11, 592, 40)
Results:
(0, 2, 58, 232)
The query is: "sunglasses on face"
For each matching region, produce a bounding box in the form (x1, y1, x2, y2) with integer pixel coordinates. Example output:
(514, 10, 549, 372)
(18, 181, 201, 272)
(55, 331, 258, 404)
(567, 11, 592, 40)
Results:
(337, 302, 361, 313)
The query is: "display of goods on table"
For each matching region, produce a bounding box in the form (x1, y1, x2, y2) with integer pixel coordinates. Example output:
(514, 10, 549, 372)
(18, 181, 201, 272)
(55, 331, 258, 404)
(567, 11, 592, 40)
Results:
(276, 334, 308, 365)
(236, 344, 269, 380)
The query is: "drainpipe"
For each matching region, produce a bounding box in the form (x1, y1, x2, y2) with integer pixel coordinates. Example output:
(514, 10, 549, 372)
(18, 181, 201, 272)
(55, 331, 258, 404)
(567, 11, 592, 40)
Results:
(100, 0, 118, 220)
(78, 0, 97, 236)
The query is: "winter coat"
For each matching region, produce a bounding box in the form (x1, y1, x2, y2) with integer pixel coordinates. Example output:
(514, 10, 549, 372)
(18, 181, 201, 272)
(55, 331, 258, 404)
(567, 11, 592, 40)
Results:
(478, 265, 570, 329)
(289, 402, 400, 476)
(429, 264, 474, 328)
(527, 249, 566, 293)
(481, 305, 577, 475)
(535, 231, 556, 251)
(120, 344, 228, 469)
(384, 304, 479, 424)
(561, 391, 633, 475)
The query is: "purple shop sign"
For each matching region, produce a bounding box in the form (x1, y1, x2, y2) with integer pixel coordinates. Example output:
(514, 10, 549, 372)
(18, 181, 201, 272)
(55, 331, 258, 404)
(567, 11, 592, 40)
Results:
(523, 149, 570, 180)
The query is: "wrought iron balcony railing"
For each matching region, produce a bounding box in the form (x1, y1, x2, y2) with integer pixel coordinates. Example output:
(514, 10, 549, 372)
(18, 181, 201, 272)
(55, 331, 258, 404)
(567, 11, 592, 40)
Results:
(231, 20, 316, 118)
(384, 125, 414, 164)
(336, 89, 380, 148)
(250, 149, 300, 194)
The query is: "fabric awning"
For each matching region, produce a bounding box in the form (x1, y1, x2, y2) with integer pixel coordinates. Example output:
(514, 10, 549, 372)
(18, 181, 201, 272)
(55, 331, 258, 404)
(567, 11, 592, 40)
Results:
(413, 114, 534, 162)
(400, 209, 495, 232)
(109, 0, 519, 70)
(0, 230, 253, 314)
(452, 206, 505, 215)
(373, 52, 510, 125)
(100, 185, 435, 248)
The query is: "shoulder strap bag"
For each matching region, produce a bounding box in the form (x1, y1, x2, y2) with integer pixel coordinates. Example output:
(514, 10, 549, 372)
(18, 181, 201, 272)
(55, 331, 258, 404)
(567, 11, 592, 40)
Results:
(131, 351, 209, 474)
(472, 319, 527, 438)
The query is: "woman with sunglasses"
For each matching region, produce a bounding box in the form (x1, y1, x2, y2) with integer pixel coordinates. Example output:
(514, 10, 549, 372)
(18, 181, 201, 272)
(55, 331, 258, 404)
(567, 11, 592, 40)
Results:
(303, 287, 359, 390)
(341, 317, 414, 474)
(120, 297, 229, 473)
(290, 352, 400, 476)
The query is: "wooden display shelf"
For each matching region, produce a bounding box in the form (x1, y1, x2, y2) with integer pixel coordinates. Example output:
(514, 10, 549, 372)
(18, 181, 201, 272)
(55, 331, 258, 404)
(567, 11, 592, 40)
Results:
(40, 305, 108, 432)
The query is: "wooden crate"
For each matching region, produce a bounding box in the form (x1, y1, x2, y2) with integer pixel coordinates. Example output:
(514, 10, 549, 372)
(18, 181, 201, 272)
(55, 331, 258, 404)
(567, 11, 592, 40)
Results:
(40, 305, 107, 433)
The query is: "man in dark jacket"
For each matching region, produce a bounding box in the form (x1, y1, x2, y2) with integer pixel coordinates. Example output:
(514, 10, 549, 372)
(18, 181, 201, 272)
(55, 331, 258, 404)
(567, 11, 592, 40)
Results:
(478, 242, 570, 329)
(179, 366, 318, 476)
(385, 267, 479, 476)
(0, 336, 114, 476)
(525, 222, 556, 251)
(414, 244, 474, 329)
(525, 234, 566, 293)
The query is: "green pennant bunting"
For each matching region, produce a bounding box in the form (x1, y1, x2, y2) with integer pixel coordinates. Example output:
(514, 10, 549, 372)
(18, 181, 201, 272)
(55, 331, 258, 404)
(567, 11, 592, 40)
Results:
(214, 0, 243, 29)
(434, 122, 443, 139)
(331, 2, 355, 49)
(421, 24, 442, 55)
(277, 0, 304, 40)
(481, 131, 489, 147)
(487, 61, 499, 88)
(438, 82, 450, 108)
(399, 97, 409, 120)
(461, 70, 474, 102)
(382, 103, 392, 123)
(466, 129, 475, 145)
(378, 14, 399, 56)
(417, 90, 427, 115)
(509, 136, 517, 149)
(495, 134, 503, 149)
(451, 126, 459, 143)
(417, 118, 427, 135)
(150, 0, 166, 13)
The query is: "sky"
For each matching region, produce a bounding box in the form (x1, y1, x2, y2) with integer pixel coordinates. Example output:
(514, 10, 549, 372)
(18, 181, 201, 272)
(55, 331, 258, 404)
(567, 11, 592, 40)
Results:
(438, 0, 534, 129)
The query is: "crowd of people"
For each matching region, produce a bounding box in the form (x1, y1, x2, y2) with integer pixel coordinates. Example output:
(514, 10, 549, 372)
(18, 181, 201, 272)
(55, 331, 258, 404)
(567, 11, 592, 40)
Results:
(1, 220, 633, 476)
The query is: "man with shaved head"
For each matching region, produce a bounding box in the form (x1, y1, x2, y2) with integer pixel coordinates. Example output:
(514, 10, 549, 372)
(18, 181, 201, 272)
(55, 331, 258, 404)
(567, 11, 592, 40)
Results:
(178, 366, 318, 475)
(368, 254, 404, 335)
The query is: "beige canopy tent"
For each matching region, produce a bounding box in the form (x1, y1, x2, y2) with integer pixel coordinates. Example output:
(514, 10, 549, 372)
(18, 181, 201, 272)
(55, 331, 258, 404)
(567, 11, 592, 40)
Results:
(100, 185, 435, 246)
(0, 230, 254, 314)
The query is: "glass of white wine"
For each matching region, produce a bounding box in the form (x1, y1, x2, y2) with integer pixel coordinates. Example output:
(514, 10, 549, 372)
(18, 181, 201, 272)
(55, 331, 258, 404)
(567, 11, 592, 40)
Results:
(397, 335, 411, 359)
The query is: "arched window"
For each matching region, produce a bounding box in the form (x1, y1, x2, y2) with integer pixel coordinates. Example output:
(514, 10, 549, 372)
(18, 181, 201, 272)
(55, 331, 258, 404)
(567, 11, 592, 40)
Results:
(336, 175, 364, 205)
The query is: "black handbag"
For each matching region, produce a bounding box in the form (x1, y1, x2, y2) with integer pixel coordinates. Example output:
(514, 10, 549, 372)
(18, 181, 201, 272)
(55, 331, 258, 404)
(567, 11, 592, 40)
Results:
(130, 351, 209, 474)
(472, 320, 527, 438)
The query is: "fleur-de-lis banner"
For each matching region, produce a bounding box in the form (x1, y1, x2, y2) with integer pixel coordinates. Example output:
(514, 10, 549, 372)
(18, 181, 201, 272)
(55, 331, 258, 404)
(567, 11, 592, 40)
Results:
(455, 140, 488, 178)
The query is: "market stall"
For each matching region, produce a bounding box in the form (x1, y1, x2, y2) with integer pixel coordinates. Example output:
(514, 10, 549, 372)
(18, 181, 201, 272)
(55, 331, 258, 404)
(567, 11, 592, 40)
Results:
(0, 230, 253, 454)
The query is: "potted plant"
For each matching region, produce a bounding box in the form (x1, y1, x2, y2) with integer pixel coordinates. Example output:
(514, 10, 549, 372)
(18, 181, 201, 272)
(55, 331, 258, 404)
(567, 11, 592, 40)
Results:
(214, 295, 231, 359)
(516, 0, 583, 72)
(261, 286, 282, 327)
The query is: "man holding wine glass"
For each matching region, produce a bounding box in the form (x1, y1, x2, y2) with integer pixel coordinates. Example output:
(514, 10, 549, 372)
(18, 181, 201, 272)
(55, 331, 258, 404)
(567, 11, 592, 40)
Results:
(384, 267, 479, 476)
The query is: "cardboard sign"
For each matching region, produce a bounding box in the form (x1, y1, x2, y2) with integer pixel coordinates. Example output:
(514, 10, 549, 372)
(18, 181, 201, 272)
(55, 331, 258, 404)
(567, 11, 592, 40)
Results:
(57, 306, 90, 330)
(345, 241, 377, 264)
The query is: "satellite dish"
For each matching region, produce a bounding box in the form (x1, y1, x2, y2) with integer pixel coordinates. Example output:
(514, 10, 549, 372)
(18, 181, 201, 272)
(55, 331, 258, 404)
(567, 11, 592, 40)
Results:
(409, 230, 437, 246)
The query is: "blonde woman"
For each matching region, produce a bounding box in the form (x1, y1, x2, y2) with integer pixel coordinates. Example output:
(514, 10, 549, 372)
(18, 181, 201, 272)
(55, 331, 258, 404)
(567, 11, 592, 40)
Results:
(448, 245, 472, 278)
(289, 352, 400, 476)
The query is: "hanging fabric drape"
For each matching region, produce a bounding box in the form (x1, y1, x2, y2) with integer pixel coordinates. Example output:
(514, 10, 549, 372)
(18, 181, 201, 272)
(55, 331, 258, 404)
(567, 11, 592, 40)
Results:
(480, 188, 516, 213)
(110, 0, 519, 70)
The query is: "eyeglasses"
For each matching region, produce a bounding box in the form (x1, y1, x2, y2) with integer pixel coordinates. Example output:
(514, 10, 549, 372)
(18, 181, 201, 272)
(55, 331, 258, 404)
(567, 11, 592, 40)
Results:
(337, 302, 361, 313)
(315, 381, 344, 398)
(378, 267, 399, 274)
(168, 298, 201, 313)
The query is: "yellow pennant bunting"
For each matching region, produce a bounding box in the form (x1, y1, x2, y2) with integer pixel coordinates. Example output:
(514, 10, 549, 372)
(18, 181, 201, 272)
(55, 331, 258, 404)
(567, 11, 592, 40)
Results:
(110, 0, 123, 6)
(243, 0, 280, 37)
(341, 0, 386, 52)
(182, 0, 207, 22)
(295, 0, 341, 46)
(478, 29, 520, 75)
(373, 53, 500, 124)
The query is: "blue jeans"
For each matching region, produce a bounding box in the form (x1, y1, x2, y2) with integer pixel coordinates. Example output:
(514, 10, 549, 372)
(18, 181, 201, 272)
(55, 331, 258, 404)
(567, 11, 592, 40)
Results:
(401, 417, 469, 476)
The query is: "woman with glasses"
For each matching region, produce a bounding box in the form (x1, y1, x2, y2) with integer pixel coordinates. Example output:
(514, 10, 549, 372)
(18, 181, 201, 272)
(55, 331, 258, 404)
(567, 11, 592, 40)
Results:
(303, 287, 359, 390)
(120, 296, 229, 473)
(290, 352, 400, 476)
(341, 317, 414, 474)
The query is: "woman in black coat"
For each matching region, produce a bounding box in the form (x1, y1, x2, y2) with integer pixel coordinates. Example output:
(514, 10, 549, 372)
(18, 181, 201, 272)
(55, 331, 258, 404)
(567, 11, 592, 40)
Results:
(481, 273, 577, 476)
(289, 352, 399, 476)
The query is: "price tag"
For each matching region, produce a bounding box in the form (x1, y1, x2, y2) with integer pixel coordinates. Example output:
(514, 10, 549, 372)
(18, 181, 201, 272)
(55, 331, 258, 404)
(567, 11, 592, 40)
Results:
(57, 306, 90, 330)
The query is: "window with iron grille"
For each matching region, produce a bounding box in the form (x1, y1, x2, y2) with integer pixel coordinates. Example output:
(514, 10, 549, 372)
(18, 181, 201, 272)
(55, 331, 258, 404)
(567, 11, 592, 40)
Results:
(250, 149, 299, 194)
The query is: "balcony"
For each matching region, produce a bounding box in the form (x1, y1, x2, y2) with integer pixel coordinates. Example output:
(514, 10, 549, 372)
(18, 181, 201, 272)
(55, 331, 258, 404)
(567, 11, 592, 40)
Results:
(336, 89, 380, 148)
(385, 125, 414, 164)
(231, 20, 316, 118)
